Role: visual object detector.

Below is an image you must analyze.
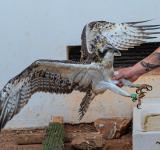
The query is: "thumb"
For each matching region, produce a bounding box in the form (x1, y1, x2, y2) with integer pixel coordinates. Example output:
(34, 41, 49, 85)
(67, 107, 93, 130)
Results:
(112, 71, 122, 80)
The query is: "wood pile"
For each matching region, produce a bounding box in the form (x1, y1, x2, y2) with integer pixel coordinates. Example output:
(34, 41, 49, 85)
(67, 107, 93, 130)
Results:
(0, 117, 132, 150)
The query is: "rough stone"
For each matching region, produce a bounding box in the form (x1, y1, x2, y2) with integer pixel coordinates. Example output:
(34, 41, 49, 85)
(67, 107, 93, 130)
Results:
(94, 118, 132, 139)
(71, 132, 104, 150)
(103, 138, 132, 150)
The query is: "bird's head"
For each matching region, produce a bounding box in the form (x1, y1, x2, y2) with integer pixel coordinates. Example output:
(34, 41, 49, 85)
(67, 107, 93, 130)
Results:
(87, 21, 121, 60)
(84, 21, 122, 63)
(94, 47, 121, 63)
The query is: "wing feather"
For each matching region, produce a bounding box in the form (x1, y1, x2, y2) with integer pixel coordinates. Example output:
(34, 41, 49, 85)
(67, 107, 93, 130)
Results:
(85, 20, 160, 53)
(0, 59, 92, 129)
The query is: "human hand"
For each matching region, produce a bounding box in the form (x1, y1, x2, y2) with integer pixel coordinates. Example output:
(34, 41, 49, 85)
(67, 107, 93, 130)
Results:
(112, 64, 146, 87)
(113, 67, 139, 81)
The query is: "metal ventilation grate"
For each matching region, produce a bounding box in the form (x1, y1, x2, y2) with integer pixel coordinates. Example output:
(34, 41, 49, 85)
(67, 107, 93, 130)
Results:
(67, 45, 81, 61)
(67, 42, 160, 67)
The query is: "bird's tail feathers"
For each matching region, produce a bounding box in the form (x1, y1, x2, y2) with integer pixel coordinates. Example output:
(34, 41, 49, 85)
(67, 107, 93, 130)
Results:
(78, 90, 95, 121)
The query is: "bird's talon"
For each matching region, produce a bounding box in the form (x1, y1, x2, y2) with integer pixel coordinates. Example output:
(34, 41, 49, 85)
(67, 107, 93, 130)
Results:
(135, 84, 152, 109)
(136, 84, 152, 92)
(137, 104, 141, 109)
(146, 85, 152, 91)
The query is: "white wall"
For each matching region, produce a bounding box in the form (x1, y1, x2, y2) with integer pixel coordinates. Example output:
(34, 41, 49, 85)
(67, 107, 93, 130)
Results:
(0, 0, 160, 129)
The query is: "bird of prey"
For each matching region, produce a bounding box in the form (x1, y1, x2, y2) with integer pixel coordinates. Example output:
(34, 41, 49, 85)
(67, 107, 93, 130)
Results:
(0, 20, 159, 130)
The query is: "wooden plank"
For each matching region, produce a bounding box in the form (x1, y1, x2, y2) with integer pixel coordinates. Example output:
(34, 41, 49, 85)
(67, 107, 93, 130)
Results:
(15, 133, 45, 145)
(51, 116, 64, 124)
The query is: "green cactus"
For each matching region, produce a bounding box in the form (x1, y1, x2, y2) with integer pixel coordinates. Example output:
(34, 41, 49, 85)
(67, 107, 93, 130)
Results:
(41, 123, 64, 150)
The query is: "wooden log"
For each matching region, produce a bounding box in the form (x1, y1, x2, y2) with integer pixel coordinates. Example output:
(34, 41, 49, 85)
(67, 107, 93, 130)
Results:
(70, 132, 104, 149)
(9, 128, 46, 145)
(52, 116, 64, 124)
(15, 117, 64, 145)
(15, 133, 45, 145)
(15, 130, 103, 144)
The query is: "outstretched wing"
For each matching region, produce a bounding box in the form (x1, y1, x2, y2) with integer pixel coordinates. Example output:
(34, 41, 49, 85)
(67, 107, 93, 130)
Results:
(84, 20, 160, 54)
(0, 59, 92, 129)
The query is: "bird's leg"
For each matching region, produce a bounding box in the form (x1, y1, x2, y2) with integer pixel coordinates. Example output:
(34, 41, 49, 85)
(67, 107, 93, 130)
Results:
(118, 79, 152, 108)
(116, 79, 152, 92)
(111, 79, 152, 108)
(119, 79, 140, 88)
(111, 79, 142, 88)
(95, 81, 138, 100)
(135, 84, 152, 108)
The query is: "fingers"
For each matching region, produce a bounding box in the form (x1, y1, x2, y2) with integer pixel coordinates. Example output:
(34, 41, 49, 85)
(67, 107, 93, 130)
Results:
(112, 68, 133, 87)
(117, 82, 123, 87)
(112, 71, 125, 87)
(112, 74, 124, 87)
(112, 67, 137, 87)
(112, 71, 122, 80)
(113, 69, 128, 80)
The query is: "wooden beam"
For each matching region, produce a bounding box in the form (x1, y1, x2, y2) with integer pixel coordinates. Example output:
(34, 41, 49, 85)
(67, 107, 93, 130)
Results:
(15, 133, 45, 145)
(51, 116, 64, 124)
